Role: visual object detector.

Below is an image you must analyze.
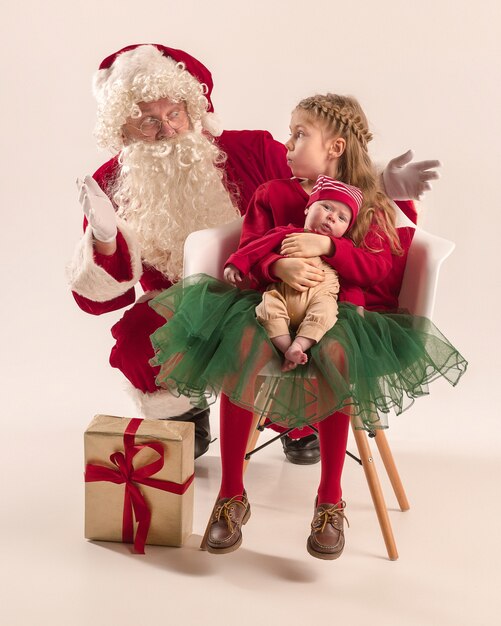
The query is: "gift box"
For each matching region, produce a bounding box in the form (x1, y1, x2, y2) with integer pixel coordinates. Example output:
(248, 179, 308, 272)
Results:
(84, 415, 194, 553)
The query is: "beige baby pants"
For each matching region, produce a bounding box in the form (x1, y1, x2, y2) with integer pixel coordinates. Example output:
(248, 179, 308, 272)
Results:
(255, 260, 340, 343)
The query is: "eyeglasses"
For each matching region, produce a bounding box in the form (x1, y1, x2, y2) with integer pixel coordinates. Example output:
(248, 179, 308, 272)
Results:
(128, 108, 189, 137)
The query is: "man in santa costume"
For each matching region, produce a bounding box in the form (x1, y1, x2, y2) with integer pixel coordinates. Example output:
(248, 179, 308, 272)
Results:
(68, 43, 439, 460)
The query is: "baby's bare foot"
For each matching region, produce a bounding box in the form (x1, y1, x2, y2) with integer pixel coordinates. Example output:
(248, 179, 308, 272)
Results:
(284, 342, 308, 366)
(281, 358, 298, 372)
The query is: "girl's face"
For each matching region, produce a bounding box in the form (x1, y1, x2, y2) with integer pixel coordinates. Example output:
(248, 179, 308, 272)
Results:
(285, 109, 333, 180)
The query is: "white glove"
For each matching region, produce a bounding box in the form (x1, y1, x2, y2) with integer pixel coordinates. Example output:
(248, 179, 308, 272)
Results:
(77, 175, 117, 243)
(382, 150, 441, 201)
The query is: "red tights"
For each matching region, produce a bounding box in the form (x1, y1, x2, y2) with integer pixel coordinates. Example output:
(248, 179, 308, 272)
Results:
(219, 394, 350, 504)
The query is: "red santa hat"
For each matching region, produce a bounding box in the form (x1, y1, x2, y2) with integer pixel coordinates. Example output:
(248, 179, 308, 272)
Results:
(306, 175, 363, 230)
(93, 43, 221, 150)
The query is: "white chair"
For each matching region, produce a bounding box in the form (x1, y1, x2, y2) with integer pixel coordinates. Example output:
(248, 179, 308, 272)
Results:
(183, 217, 244, 281)
(395, 206, 455, 319)
(183, 208, 455, 560)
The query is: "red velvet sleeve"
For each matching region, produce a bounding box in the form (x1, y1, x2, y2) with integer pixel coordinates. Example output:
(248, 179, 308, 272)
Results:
(395, 199, 417, 225)
(91, 230, 134, 282)
(339, 285, 365, 307)
(72, 288, 136, 315)
(234, 185, 282, 285)
(71, 229, 137, 315)
(238, 185, 275, 248)
(217, 130, 291, 215)
(226, 227, 290, 276)
(322, 225, 393, 288)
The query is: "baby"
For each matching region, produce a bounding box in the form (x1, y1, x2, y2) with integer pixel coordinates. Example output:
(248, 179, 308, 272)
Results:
(225, 176, 363, 370)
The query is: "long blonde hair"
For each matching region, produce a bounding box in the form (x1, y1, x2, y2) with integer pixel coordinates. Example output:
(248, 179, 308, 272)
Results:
(296, 94, 402, 255)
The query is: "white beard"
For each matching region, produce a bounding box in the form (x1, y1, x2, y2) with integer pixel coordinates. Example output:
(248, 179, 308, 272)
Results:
(112, 131, 239, 281)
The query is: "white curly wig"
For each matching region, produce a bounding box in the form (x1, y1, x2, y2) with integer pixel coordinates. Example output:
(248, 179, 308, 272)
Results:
(93, 44, 221, 152)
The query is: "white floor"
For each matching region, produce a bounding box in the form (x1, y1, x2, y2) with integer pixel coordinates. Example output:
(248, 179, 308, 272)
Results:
(2, 406, 500, 626)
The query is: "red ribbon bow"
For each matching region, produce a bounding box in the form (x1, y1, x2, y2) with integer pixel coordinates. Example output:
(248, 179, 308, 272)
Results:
(85, 418, 194, 554)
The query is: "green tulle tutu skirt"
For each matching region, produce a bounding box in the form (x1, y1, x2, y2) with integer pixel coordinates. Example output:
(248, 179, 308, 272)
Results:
(149, 274, 467, 431)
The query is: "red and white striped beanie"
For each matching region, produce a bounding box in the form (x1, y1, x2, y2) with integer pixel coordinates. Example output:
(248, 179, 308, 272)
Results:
(306, 175, 363, 230)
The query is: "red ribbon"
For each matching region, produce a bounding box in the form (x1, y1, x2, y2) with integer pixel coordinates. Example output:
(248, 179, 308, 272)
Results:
(85, 418, 194, 554)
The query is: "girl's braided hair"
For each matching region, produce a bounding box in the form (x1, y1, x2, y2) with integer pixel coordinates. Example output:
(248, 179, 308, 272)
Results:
(296, 94, 403, 255)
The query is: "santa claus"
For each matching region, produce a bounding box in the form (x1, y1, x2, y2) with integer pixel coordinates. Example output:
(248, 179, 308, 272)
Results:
(68, 43, 439, 460)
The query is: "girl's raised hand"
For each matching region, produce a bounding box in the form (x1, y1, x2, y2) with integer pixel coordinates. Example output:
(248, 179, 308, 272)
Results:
(272, 257, 325, 292)
(280, 232, 334, 258)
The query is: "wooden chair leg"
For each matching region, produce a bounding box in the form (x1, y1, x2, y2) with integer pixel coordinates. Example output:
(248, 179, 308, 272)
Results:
(243, 411, 265, 474)
(351, 424, 399, 561)
(373, 430, 410, 512)
(200, 409, 263, 550)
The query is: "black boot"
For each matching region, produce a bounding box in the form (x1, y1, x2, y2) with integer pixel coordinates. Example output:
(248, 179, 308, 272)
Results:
(282, 433, 320, 465)
(170, 408, 211, 459)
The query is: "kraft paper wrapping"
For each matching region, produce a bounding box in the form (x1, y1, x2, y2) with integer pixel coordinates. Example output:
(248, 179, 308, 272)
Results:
(84, 415, 194, 548)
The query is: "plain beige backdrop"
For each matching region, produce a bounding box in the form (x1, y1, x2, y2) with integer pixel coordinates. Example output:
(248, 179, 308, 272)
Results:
(1, 1, 500, 625)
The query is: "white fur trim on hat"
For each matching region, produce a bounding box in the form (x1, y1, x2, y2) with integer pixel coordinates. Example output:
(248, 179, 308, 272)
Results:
(127, 385, 195, 419)
(67, 218, 143, 302)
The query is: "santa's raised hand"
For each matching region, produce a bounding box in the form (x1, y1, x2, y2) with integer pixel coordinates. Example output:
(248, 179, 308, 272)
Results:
(77, 175, 117, 243)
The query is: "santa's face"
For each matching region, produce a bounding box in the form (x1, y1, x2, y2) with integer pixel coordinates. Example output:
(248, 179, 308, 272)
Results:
(122, 98, 191, 143)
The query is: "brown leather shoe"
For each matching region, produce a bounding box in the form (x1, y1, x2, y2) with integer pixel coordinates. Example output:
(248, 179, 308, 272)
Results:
(206, 493, 251, 554)
(307, 500, 349, 560)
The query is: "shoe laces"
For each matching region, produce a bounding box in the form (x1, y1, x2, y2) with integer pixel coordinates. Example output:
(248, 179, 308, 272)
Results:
(214, 495, 247, 534)
(312, 500, 350, 533)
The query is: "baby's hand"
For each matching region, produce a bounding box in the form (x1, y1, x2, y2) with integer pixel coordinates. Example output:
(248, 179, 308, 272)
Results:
(281, 232, 333, 258)
(224, 264, 243, 286)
